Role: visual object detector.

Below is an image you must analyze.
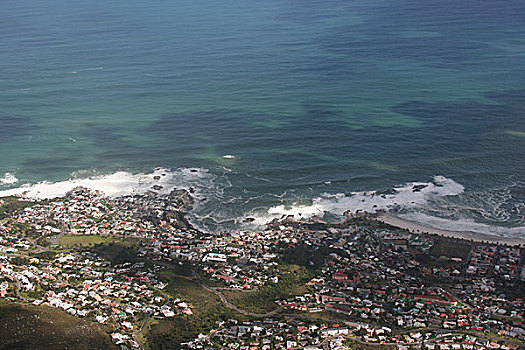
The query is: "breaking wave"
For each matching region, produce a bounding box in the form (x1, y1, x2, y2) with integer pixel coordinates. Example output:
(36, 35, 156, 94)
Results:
(243, 175, 524, 238)
(0, 173, 18, 186)
(0, 167, 233, 233)
(0, 168, 213, 199)
(397, 212, 525, 237)
(256, 176, 464, 222)
(0, 170, 523, 238)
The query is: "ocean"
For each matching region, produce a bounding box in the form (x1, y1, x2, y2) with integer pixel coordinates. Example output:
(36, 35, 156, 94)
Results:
(1, 0, 524, 236)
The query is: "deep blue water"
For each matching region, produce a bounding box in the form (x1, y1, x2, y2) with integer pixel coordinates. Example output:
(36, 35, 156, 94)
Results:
(1, 0, 525, 235)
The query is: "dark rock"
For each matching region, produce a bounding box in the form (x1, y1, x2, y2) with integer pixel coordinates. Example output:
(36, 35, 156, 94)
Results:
(283, 215, 295, 223)
(412, 184, 427, 192)
(243, 217, 256, 223)
(153, 176, 161, 180)
(169, 189, 195, 209)
(66, 186, 90, 197)
(266, 218, 280, 229)
(152, 185, 163, 191)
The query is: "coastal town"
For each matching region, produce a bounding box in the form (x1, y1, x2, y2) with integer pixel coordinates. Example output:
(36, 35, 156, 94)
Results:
(0, 187, 524, 350)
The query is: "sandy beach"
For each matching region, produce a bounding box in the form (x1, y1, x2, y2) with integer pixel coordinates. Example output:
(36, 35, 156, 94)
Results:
(377, 213, 525, 246)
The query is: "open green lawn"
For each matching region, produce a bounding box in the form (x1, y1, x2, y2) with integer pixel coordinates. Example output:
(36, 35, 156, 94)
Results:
(344, 339, 397, 349)
(0, 301, 117, 350)
(60, 234, 139, 248)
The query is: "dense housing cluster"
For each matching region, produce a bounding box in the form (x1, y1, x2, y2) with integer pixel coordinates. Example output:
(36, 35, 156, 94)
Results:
(0, 190, 524, 349)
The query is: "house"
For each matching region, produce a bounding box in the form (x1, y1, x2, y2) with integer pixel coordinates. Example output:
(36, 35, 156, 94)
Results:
(0, 282, 7, 297)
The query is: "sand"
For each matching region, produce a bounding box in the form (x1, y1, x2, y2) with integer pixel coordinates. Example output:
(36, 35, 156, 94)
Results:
(377, 213, 525, 246)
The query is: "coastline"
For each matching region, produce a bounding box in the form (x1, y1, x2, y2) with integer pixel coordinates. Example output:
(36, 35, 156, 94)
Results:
(377, 213, 525, 247)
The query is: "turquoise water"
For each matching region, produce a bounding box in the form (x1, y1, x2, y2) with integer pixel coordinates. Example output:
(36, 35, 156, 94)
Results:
(1, 0, 524, 235)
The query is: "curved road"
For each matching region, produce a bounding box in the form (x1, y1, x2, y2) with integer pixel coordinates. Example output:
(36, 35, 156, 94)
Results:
(132, 314, 150, 350)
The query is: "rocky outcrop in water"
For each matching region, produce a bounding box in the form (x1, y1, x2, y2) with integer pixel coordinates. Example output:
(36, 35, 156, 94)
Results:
(169, 189, 195, 210)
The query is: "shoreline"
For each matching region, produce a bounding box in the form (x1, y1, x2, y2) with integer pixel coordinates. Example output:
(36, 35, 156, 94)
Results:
(376, 213, 525, 246)
(3, 186, 525, 247)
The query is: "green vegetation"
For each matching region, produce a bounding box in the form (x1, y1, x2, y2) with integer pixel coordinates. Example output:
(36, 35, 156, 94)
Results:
(60, 234, 135, 248)
(429, 239, 471, 260)
(279, 243, 336, 269)
(84, 239, 143, 265)
(344, 339, 396, 349)
(20, 286, 45, 300)
(0, 301, 117, 350)
(222, 264, 314, 314)
(0, 197, 35, 219)
(147, 269, 249, 349)
(10, 256, 29, 266)
(1, 221, 38, 239)
(30, 250, 59, 260)
(136, 316, 156, 349)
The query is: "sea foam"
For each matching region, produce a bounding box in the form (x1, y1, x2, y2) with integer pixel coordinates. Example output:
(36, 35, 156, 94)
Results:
(264, 175, 465, 220)
(0, 173, 18, 186)
(397, 212, 525, 237)
(0, 168, 209, 199)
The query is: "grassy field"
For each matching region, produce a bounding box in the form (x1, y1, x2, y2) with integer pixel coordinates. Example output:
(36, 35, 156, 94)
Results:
(221, 264, 314, 314)
(344, 339, 397, 349)
(59, 234, 138, 248)
(145, 268, 249, 349)
(0, 301, 116, 350)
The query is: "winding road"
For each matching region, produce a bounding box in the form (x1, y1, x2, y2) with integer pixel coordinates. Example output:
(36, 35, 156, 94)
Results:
(132, 314, 150, 350)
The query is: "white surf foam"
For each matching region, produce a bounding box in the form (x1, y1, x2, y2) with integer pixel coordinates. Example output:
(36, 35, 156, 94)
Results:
(397, 212, 525, 237)
(250, 176, 525, 237)
(0, 167, 237, 235)
(0, 173, 18, 186)
(263, 175, 465, 221)
(0, 168, 200, 199)
(3, 170, 521, 238)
